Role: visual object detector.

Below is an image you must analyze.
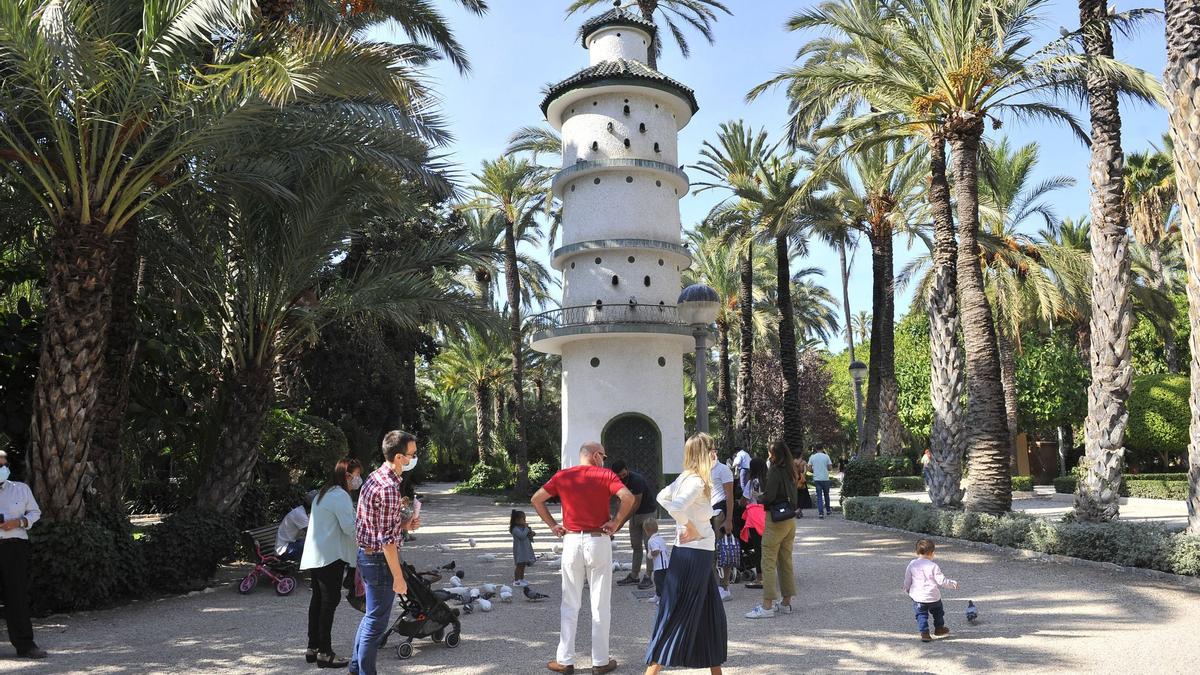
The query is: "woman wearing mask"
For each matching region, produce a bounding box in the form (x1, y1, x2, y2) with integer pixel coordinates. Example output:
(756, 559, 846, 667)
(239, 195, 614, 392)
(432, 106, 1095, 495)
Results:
(301, 458, 362, 668)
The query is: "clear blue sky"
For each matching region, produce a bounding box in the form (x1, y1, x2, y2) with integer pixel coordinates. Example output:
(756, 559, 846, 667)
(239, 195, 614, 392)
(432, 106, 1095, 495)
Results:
(373, 0, 1168, 352)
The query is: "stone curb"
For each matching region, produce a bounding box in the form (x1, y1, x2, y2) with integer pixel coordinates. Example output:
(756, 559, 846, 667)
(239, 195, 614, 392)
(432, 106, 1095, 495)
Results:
(846, 519, 1200, 593)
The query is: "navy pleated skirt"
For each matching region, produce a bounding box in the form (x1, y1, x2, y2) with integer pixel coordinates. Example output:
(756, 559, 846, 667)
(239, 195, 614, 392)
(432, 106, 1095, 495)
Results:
(644, 546, 728, 668)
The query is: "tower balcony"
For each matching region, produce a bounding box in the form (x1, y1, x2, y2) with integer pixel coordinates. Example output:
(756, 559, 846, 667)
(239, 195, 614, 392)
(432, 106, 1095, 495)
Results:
(552, 158, 688, 199)
(528, 303, 694, 355)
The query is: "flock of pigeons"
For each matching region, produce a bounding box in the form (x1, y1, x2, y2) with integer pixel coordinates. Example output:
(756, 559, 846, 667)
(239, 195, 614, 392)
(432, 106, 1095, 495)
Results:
(428, 539, 552, 614)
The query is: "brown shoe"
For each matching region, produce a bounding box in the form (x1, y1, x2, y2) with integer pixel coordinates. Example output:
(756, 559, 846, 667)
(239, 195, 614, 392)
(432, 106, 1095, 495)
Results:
(934, 627, 950, 637)
(594, 660, 618, 673)
(920, 631, 932, 642)
(547, 661, 575, 674)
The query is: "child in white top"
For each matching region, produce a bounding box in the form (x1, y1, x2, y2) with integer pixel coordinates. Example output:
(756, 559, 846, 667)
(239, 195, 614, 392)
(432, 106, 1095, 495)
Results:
(902, 538, 960, 641)
(644, 519, 670, 601)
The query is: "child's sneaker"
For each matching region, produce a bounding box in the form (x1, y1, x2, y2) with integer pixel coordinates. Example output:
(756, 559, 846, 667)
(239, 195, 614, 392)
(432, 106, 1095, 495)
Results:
(718, 587, 732, 602)
(772, 601, 793, 615)
(934, 627, 950, 637)
(744, 605, 776, 619)
(920, 631, 932, 642)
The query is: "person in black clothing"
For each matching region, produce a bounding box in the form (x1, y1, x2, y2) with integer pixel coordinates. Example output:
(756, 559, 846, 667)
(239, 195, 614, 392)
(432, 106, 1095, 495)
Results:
(611, 460, 658, 590)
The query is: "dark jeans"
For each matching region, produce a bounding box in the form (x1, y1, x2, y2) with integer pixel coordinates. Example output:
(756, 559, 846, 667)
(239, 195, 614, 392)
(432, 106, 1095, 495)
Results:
(281, 539, 304, 562)
(0, 539, 34, 651)
(814, 480, 833, 515)
(743, 529, 762, 575)
(350, 551, 396, 675)
(913, 600, 945, 633)
(653, 569, 666, 598)
(307, 560, 346, 654)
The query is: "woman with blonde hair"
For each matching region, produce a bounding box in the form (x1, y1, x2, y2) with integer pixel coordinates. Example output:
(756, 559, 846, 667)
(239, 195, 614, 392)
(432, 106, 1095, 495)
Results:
(644, 433, 728, 674)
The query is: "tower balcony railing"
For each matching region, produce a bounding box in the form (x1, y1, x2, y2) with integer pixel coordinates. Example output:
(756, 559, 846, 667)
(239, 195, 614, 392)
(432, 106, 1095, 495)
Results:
(527, 303, 687, 335)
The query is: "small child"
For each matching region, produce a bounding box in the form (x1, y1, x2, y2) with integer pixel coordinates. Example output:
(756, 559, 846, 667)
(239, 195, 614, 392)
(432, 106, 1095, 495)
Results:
(644, 519, 670, 604)
(510, 510, 536, 587)
(902, 538, 960, 642)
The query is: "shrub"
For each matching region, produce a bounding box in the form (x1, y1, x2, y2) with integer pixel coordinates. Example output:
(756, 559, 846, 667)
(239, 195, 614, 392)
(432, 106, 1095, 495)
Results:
(875, 456, 914, 477)
(528, 459, 556, 488)
(89, 507, 149, 599)
(30, 521, 120, 614)
(843, 496, 1199, 577)
(841, 458, 885, 497)
(127, 478, 186, 514)
(1053, 476, 1077, 494)
(881, 476, 925, 493)
(1125, 480, 1189, 500)
(1126, 374, 1188, 468)
(453, 462, 513, 495)
(1127, 473, 1188, 482)
(260, 409, 349, 487)
(139, 508, 238, 592)
(1011, 475, 1034, 491)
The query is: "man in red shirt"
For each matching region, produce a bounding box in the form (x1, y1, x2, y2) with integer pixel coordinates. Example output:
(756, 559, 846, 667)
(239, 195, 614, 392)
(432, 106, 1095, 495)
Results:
(532, 442, 635, 675)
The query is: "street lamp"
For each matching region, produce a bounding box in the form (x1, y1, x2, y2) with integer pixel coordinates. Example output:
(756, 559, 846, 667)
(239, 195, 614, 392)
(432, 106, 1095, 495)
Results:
(678, 284, 721, 435)
(849, 360, 868, 445)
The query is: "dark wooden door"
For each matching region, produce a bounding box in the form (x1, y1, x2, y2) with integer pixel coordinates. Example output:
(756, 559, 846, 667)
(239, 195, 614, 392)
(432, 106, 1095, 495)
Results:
(602, 414, 661, 488)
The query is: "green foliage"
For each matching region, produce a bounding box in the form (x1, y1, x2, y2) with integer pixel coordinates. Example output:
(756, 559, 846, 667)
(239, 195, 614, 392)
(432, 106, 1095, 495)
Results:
(894, 312, 933, 443)
(89, 508, 149, 599)
(844, 497, 1200, 577)
(528, 459, 555, 488)
(875, 456, 914, 477)
(1130, 295, 1191, 376)
(453, 462, 513, 495)
(30, 521, 120, 614)
(127, 479, 186, 515)
(824, 345, 868, 452)
(841, 458, 885, 497)
(1015, 332, 1089, 435)
(1128, 473, 1188, 481)
(1126, 374, 1189, 469)
(139, 509, 239, 593)
(1125, 480, 1189, 500)
(260, 409, 350, 487)
(881, 476, 925, 492)
(1054, 476, 1077, 494)
(1011, 475, 1034, 491)
(0, 300, 38, 469)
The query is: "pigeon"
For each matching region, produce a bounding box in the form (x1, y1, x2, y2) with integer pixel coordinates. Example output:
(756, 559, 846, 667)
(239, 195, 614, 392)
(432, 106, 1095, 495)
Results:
(434, 543, 447, 553)
(552, 544, 563, 554)
(446, 587, 472, 602)
(478, 598, 493, 612)
(440, 560, 456, 571)
(499, 590, 513, 603)
(469, 588, 481, 600)
(481, 583, 497, 594)
(523, 586, 550, 602)
(455, 570, 466, 580)
(478, 553, 497, 562)
(480, 590, 497, 600)
(966, 600, 978, 624)
(447, 575, 463, 588)
(432, 589, 453, 602)
(468, 537, 477, 548)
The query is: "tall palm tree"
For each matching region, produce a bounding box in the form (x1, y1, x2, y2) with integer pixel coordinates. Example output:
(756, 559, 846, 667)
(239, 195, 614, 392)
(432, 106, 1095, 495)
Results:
(1162, 0, 1200, 534)
(1125, 138, 1181, 373)
(0, 0, 445, 521)
(457, 209, 556, 313)
(436, 327, 511, 463)
(466, 157, 549, 495)
(789, 268, 842, 345)
(852, 311, 872, 348)
(566, 0, 732, 69)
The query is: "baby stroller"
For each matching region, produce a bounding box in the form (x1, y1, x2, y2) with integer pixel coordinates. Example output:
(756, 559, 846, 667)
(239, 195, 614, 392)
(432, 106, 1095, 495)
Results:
(380, 562, 462, 660)
(237, 525, 298, 595)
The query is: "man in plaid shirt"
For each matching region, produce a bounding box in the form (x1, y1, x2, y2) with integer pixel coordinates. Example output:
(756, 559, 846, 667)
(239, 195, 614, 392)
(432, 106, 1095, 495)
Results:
(349, 431, 421, 675)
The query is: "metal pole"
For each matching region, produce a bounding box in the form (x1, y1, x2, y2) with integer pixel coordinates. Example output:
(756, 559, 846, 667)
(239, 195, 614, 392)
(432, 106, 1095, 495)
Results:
(694, 326, 709, 435)
(852, 377, 865, 445)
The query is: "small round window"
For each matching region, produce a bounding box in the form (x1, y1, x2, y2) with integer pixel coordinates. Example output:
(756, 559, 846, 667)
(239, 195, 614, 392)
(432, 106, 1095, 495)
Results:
(590, 357, 600, 368)
(627, 256, 635, 263)
(657, 357, 666, 367)
(594, 177, 601, 185)
(595, 257, 602, 264)
(626, 176, 633, 183)
(643, 276, 651, 287)
(570, 262, 576, 269)
(658, 259, 664, 266)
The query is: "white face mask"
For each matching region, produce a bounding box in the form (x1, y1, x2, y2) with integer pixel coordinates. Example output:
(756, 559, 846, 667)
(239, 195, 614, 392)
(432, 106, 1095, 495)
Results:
(349, 475, 363, 490)
(402, 456, 418, 472)
(0, 465, 8, 483)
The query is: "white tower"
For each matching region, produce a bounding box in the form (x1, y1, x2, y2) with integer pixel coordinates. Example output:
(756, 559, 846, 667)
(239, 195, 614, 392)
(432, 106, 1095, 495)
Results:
(530, 3, 698, 485)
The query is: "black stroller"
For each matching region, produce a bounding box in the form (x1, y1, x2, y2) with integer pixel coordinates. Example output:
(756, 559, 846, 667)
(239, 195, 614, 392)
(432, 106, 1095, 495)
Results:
(380, 562, 463, 660)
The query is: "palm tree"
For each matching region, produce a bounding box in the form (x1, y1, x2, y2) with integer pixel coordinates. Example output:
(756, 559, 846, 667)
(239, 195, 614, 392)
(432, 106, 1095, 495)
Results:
(685, 231, 740, 452)
(466, 157, 549, 495)
(852, 311, 873, 348)
(457, 209, 556, 313)
(1125, 138, 1181, 373)
(1162, 0, 1199, 534)
(0, 0, 448, 521)
(789, 268, 842, 344)
(436, 327, 511, 463)
(566, 0, 732, 69)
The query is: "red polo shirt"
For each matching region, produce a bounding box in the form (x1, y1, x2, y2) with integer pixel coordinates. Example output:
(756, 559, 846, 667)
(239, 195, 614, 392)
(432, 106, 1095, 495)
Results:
(542, 465, 626, 531)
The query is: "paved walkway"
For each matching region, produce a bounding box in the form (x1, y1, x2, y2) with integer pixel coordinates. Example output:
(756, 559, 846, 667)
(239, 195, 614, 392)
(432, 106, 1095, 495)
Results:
(888, 488, 1191, 530)
(3, 484, 1198, 674)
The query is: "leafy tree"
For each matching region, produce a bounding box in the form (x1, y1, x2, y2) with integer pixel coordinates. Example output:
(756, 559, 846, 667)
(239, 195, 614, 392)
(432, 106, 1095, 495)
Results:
(1015, 333, 1089, 439)
(1126, 374, 1189, 470)
(893, 312, 933, 446)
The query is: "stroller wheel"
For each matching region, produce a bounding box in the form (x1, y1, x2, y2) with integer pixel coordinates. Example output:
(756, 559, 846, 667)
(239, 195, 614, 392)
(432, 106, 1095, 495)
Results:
(275, 576, 297, 595)
(444, 631, 461, 649)
(396, 641, 414, 660)
(238, 574, 258, 594)
(431, 629, 445, 643)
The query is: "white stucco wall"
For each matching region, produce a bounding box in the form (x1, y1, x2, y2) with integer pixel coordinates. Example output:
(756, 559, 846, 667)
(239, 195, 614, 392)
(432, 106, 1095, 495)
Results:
(561, 93, 680, 166)
(587, 27, 651, 65)
(560, 253, 682, 309)
(559, 177, 681, 244)
(560, 336, 686, 474)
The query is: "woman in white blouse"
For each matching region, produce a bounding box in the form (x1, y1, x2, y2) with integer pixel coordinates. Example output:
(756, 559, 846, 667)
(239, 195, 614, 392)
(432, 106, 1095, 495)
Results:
(644, 433, 728, 674)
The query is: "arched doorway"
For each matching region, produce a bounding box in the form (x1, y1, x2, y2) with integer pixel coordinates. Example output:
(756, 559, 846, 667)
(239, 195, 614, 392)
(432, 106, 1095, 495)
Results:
(601, 413, 662, 488)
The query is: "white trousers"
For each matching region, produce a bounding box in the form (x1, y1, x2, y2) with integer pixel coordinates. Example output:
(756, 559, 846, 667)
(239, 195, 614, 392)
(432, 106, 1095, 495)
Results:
(557, 533, 613, 666)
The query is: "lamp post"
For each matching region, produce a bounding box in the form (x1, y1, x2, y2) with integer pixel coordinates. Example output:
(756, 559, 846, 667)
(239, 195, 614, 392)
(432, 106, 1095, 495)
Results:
(849, 360, 868, 446)
(678, 284, 721, 435)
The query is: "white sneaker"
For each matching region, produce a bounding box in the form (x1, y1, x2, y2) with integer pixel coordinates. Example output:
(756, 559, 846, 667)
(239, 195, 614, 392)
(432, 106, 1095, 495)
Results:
(744, 605, 776, 619)
(718, 587, 732, 602)
(773, 601, 793, 614)
(648, 597, 659, 605)
(513, 580, 529, 587)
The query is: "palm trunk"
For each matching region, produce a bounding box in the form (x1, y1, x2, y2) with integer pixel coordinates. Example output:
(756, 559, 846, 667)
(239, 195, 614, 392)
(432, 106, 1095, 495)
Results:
(946, 113, 1012, 514)
(735, 244, 754, 450)
(30, 216, 117, 523)
(838, 237, 856, 361)
(717, 321, 734, 454)
(997, 328, 1021, 473)
(1163, 0, 1200, 534)
(775, 235, 804, 453)
(90, 222, 142, 512)
(858, 240, 883, 459)
(493, 384, 506, 439)
(503, 222, 530, 494)
(875, 232, 903, 456)
(1076, 0, 1133, 522)
(474, 383, 493, 464)
(926, 133, 966, 507)
(194, 365, 275, 515)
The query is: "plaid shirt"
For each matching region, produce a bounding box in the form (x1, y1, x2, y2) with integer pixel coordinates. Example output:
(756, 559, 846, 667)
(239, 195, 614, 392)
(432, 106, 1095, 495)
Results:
(355, 464, 406, 551)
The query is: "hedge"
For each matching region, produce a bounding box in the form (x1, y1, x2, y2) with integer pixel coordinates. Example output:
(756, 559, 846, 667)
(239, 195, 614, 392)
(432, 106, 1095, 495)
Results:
(844, 497, 1200, 577)
(879, 475, 1034, 493)
(1011, 475, 1034, 491)
(1053, 473, 1190, 500)
(139, 508, 239, 593)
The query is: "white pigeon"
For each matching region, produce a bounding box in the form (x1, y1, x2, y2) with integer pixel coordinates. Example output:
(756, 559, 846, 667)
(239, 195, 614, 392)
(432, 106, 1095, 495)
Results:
(481, 583, 497, 594)
(478, 553, 497, 562)
(468, 537, 477, 548)
(552, 544, 563, 554)
(499, 590, 513, 603)
(469, 588, 481, 600)
(478, 598, 493, 612)
(500, 584, 513, 595)
(447, 576, 463, 588)
(446, 587, 472, 602)
(619, 562, 632, 571)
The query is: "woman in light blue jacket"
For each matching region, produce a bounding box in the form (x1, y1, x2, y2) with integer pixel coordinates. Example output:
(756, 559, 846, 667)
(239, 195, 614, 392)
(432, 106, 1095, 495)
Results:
(301, 458, 362, 668)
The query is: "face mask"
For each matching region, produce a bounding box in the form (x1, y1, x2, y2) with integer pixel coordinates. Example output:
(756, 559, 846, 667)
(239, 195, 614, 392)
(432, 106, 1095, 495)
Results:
(349, 475, 363, 490)
(402, 456, 418, 472)
(0, 465, 8, 482)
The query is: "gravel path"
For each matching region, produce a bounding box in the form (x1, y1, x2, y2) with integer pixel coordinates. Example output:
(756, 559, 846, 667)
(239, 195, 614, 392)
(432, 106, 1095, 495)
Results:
(3, 485, 1198, 674)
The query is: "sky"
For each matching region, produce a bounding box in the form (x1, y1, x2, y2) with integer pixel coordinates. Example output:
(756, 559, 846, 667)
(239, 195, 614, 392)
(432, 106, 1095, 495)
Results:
(372, 0, 1170, 353)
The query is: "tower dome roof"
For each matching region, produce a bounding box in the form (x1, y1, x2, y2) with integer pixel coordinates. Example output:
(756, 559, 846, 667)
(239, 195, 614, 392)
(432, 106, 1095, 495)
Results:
(540, 58, 698, 118)
(578, 3, 657, 48)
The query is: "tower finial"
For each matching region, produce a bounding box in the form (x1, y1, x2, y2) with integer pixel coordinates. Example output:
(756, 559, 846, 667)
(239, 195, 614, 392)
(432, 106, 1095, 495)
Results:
(613, 0, 621, 7)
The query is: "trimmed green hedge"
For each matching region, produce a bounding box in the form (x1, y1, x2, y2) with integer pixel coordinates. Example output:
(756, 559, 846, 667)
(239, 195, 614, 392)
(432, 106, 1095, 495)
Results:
(1011, 475, 1034, 492)
(841, 458, 885, 497)
(1054, 476, 1077, 494)
(879, 475, 1035, 493)
(844, 497, 1200, 577)
(1053, 473, 1189, 500)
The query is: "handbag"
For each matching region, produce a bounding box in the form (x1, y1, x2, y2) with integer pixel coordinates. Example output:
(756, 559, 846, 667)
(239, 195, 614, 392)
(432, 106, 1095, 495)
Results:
(716, 533, 742, 569)
(768, 500, 795, 522)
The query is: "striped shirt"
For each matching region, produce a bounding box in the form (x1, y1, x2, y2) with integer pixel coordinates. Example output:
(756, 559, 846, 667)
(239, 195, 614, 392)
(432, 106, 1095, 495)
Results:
(355, 465, 405, 551)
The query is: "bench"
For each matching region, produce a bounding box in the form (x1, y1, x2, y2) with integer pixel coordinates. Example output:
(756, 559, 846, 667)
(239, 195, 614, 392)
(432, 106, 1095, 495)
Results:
(237, 524, 299, 596)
